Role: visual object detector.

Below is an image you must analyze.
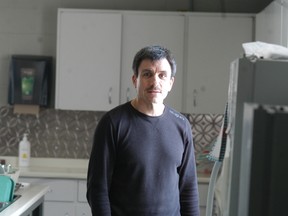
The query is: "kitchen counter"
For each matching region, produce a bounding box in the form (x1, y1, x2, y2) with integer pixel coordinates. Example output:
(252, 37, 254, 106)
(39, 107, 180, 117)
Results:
(1, 156, 210, 183)
(197, 173, 211, 183)
(0, 183, 49, 216)
(1, 157, 88, 179)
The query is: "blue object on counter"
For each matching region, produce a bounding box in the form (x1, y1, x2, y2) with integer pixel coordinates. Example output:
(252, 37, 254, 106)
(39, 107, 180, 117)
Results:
(0, 175, 15, 202)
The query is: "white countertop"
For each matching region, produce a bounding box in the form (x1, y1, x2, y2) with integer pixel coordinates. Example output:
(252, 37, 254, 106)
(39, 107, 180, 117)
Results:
(0, 156, 210, 183)
(1, 157, 89, 180)
(20, 166, 88, 179)
(197, 173, 211, 184)
(0, 183, 49, 216)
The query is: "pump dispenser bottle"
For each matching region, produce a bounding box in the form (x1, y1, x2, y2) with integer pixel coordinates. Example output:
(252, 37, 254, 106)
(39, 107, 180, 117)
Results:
(18, 133, 31, 167)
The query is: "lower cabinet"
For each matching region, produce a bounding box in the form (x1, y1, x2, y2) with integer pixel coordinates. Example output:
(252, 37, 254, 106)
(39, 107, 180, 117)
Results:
(44, 202, 75, 216)
(198, 182, 209, 216)
(19, 177, 208, 216)
(19, 177, 92, 216)
(77, 180, 91, 216)
(76, 203, 91, 216)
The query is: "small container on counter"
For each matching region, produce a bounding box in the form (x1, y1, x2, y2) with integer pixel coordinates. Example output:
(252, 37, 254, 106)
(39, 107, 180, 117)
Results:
(18, 133, 31, 167)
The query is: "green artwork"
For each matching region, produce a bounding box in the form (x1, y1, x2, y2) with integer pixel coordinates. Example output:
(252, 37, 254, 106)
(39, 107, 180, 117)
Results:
(21, 68, 35, 100)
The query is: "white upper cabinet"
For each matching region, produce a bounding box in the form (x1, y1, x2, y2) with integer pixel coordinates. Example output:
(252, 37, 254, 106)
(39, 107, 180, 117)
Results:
(283, 1, 288, 47)
(255, 0, 288, 47)
(255, 1, 283, 45)
(120, 13, 185, 112)
(56, 9, 122, 111)
(56, 9, 253, 114)
(185, 14, 253, 114)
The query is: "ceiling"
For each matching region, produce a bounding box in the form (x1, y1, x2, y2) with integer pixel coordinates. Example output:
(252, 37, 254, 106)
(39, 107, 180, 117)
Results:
(191, 0, 274, 13)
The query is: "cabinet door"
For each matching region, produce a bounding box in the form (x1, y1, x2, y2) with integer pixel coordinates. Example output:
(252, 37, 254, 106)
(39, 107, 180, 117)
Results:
(283, 3, 288, 47)
(255, 1, 283, 45)
(19, 177, 78, 216)
(198, 182, 209, 215)
(121, 13, 185, 112)
(42, 179, 77, 202)
(76, 203, 92, 216)
(78, 180, 87, 202)
(44, 202, 75, 216)
(77, 180, 92, 215)
(56, 9, 122, 111)
(185, 15, 253, 114)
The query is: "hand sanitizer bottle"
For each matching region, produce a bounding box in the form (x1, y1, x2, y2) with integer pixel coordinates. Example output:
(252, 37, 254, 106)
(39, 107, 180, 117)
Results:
(19, 133, 31, 167)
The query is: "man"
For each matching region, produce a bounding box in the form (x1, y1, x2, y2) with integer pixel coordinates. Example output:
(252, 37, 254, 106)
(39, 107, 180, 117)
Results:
(87, 45, 200, 216)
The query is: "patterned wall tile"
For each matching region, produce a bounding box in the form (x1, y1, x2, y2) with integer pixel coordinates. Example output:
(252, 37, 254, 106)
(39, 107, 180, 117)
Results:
(183, 113, 224, 173)
(0, 106, 223, 161)
(0, 106, 105, 158)
(187, 113, 223, 153)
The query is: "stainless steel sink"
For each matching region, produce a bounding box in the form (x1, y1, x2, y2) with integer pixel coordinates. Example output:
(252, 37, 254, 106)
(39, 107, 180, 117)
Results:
(0, 195, 21, 212)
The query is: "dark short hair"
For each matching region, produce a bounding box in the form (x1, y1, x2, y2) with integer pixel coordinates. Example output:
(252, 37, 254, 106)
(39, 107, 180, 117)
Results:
(132, 45, 177, 78)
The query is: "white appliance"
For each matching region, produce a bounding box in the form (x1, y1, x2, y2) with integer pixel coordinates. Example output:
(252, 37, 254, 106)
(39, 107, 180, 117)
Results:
(210, 57, 288, 216)
(238, 103, 288, 216)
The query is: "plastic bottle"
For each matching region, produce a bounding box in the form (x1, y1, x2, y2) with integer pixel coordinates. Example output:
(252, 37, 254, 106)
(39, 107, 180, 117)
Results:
(18, 133, 31, 167)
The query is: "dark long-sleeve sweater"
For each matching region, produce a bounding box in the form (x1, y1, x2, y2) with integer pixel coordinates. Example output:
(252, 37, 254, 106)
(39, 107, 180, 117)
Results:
(87, 102, 200, 216)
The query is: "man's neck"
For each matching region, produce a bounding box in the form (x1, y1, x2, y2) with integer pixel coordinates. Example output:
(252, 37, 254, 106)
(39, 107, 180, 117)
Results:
(131, 99, 165, 116)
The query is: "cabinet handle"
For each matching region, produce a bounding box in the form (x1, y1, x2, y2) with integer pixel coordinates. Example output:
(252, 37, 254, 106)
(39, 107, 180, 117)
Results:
(108, 87, 112, 104)
(126, 87, 130, 102)
(193, 89, 197, 107)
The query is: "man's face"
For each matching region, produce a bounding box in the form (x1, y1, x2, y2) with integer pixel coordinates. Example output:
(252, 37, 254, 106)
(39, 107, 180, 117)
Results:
(132, 58, 174, 105)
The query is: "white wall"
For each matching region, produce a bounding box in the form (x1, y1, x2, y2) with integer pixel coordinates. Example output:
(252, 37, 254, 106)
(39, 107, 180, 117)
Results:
(0, 1, 59, 106)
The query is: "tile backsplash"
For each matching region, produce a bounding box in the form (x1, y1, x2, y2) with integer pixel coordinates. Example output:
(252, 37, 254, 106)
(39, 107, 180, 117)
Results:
(0, 106, 105, 159)
(0, 105, 223, 163)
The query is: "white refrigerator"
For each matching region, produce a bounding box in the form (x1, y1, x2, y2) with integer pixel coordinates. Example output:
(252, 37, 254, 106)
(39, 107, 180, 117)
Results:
(216, 57, 288, 216)
(238, 103, 288, 216)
